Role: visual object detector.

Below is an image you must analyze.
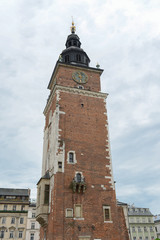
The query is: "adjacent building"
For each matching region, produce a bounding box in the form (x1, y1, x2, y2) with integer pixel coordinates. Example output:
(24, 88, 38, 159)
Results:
(0, 188, 30, 240)
(36, 22, 129, 240)
(128, 206, 157, 240)
(154, 215, 160, 239)
(26, 201, 40, 240)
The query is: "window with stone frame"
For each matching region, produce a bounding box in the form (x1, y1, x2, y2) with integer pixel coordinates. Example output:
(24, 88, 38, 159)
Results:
(3, 205, 7, 211)
(31, 222, 35, 229)
(132, 226, 136, 232)
(44, 184, 50, 204)
(0, 230, 4, 238)
(11, 217, 15, 224)
(75, 204, 82, 218)
(69, 152, 74, 163)
(30, 233, 34, 240)
(19, 231, 23, 238)
(103, 206, 111, 222)
(32, 213, 36, 218)
(68, 151, 76, 164)
(20, 217, 24, 224)
(66, 208, 73, 218)
(9, 231, 14, 238)
(2, 217, 6, 224)
(13, 205, 16, 211)
(144, 226, 147, 232)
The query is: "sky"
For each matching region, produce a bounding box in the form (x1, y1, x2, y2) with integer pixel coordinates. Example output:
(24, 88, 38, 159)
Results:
(0, 0, 160, 215)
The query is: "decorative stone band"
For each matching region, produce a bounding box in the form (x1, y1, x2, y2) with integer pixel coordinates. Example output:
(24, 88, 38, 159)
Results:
(44, 85, 108, 115)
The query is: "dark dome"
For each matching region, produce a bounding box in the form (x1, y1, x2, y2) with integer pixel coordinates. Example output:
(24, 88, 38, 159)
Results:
(59, 22, 90, 67)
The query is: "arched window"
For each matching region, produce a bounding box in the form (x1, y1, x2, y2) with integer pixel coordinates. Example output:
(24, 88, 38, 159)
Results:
(65, 55, 69, 62)
(76, 54, 81, 62)
(76, 173, 81, 183)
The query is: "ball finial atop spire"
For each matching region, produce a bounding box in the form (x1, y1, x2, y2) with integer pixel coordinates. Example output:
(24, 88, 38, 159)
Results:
(70, 17, 76, 33)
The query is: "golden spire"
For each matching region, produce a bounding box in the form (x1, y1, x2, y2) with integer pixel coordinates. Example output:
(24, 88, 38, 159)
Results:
(70, 17, 76, 33)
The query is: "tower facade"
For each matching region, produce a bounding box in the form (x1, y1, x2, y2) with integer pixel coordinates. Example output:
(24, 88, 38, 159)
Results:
(36, 22, 129, 240)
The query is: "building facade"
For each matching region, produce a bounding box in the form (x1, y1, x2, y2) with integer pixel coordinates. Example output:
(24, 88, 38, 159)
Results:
(25, 201, 40, 240)
(128, 206, 157, 240)
(0, 188, 30, 240)
(36, 22, 129, 240)
(154, 215, 160, 239)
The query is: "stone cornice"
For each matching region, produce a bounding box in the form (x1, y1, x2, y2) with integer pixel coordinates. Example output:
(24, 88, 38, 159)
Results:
(43, 85, 108, 115)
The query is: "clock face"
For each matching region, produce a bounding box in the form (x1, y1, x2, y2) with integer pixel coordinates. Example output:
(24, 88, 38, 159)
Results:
(72, 71, 88, 84)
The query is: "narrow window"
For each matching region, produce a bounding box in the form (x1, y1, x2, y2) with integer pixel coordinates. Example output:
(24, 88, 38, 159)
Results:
(0, 230, 4, 238)
(9, 231, 14, 238)
(37, 186, 41, 206)
(21, 205, 25, 211)
(19, 231, 23, 238)
(30, 233, 34, 240)
(103, 206, 111, 222)
(58, 161, 62, 171)
(31, 222, 35, 229)
(2, 217, 6, 224)
(132, 226, 135, 232)
(13, 205, 16, 211)
(66, 208, 73, 218)
(76, 54, 81, 62)
(76, 173, 81, 183)
(69, 152, 74, 163)
(73, 40, 77, 46)
(32, 213, 36, 218)
(4, 205, 7, 211)
(11, 217, 15, 224)
(65, 55, 69, 62)
(20, 217, 24, 224)
(75, 204, 82, 218)
(44, 184, 50, 204)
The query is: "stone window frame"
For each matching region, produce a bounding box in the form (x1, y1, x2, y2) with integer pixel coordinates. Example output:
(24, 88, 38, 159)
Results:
(67, 151, 77, 164)
(9, 230, 14, 238)
(2, 217, 6, 224)
(103, 206, 112, 223)
(11, 217, 15, 224)
(20, 217, 24, 224)
(65, 208, 73, 218)
(74, 204, 84, 220)
(19, 231, 23, 238)
(31, 222, 35, 229)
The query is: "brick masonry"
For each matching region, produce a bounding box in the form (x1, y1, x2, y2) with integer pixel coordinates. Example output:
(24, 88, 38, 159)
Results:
(39, 63, 129, 240)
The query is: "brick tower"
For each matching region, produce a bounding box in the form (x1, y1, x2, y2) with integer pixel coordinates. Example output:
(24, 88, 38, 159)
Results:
(36, 22, 129, 240)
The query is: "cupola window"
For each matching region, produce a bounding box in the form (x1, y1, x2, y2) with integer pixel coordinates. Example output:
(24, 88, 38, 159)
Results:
(65, 55, 70, 62)
(76, 54, 81, 62)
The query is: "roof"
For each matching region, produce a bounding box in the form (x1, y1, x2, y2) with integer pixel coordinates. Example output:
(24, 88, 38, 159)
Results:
(128, 207, 153, 216)
(0, 188, 30, 196)
(117, 201, 128, 206)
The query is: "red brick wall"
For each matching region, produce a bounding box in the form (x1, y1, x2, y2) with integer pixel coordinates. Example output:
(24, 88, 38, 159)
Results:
(40, 65, 129, 240)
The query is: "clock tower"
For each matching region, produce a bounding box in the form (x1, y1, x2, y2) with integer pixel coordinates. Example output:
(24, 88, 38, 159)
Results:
(36, 22, 129, 240)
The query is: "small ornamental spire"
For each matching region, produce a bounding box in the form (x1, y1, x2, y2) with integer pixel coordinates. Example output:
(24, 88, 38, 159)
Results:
(70, 18, 76, 33)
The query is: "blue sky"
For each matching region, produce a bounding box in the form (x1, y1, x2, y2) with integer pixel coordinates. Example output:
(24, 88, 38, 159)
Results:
(0, 0, 160, 214)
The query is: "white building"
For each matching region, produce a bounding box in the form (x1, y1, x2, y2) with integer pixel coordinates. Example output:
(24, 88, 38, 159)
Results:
(128, 206, 157, 240)
(154, 215, 160, 239)
(26, 201, 40, 240)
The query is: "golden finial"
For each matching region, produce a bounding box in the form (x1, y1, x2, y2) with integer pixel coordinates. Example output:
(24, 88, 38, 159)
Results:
(70, 17, 76, 33)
